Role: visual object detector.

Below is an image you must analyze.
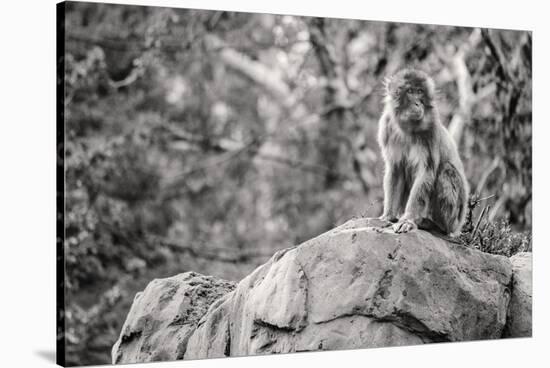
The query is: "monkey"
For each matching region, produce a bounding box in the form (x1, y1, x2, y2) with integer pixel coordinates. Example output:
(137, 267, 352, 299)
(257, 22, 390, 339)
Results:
(377, 68, 469, 236)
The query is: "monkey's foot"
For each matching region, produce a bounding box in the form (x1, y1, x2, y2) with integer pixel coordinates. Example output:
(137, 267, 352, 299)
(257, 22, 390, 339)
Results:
(393, 219, 417, 233)
(377, 215, 395, 228)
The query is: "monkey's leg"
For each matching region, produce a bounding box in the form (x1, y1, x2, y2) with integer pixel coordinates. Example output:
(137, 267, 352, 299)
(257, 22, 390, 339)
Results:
(432, 163, 467, 235)
(394, 169, 434, 233)
(379, 163, 402, 223)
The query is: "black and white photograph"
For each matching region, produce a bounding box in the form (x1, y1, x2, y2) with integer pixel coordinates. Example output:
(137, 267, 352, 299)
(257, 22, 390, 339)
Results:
(55, 1, 534, 367)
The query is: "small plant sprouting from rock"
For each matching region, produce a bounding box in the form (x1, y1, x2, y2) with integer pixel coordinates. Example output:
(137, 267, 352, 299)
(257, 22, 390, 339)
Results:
(458, 194, 531, 257)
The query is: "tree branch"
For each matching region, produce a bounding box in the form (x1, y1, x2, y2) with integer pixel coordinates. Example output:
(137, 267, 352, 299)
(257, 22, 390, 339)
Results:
(153, 236, 272, 263)
(205, 34, 311, 122)
(481, 29, 517, 84)
(440, 28, 482, 145)
(163, 125, 348, 181)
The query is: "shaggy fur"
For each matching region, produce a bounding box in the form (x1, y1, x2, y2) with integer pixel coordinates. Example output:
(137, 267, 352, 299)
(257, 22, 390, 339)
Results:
(378, 68, 469, 235)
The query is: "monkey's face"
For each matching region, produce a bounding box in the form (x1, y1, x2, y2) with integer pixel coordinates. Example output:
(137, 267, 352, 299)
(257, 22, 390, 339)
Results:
(386, 69, 435, 132)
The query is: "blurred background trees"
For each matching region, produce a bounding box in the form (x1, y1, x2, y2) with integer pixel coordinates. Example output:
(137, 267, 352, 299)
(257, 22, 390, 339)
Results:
(60, 2, 531, 365)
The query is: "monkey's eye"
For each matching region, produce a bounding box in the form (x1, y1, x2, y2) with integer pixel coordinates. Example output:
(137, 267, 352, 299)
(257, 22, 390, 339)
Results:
(407, 87, 414, 94)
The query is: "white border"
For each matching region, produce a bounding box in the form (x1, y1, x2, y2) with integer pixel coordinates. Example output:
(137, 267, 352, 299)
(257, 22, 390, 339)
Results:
(0, 0, 547, 367)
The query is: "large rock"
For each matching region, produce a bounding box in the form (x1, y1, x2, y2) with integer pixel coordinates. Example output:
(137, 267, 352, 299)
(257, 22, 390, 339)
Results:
(113, 218, 519, 363)
(111, 272, 236, 364)
(503, 252, 532, 338)
(184, 218, 513, 358)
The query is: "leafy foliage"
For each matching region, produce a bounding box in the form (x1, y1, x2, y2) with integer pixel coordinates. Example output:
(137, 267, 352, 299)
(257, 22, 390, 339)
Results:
(464, 219, 531, 257)
(459, 195, 532, 257)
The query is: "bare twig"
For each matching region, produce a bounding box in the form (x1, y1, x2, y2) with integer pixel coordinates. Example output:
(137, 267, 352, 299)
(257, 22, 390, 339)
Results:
(471, 204, 489, 242)
(475, 194, 496, 203)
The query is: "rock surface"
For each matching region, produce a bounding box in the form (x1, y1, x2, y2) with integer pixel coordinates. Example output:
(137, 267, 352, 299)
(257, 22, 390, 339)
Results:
(111, 272, 235, 364)
(184, 218, 513, 358)
(113, 218, 527, 363)
(503, 252, 532, 338)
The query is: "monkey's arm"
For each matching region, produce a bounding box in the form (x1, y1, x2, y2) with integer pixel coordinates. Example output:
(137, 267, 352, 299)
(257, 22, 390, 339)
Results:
(394, 168, 435, 233)
(380, 162, 402, 222)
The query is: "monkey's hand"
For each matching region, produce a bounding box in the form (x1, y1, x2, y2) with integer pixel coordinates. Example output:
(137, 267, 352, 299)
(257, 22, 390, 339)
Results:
(378, 214, 397, 228)
(379, 214, 398, 223)
(393, 218, 417, 233)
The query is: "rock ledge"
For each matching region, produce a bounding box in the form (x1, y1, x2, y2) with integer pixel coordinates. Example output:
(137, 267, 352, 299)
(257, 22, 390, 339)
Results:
(112, 218, 531, 363)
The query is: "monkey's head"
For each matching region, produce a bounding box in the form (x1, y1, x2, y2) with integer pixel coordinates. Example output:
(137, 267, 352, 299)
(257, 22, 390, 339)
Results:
(384, 68, 436, 132)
